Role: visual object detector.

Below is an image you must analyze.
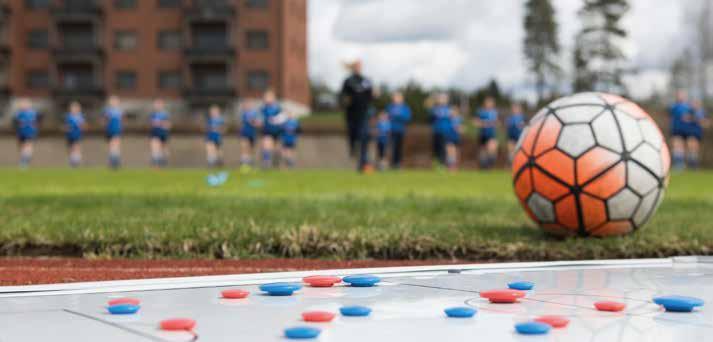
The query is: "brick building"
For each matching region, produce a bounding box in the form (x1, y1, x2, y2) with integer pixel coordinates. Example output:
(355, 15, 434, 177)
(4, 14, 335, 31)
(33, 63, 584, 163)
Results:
(0, 0, 309, 128)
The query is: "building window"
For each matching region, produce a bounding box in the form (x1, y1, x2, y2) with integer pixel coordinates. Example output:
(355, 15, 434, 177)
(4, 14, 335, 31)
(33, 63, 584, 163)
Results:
(158, 71, 181, 89)
(116, 71, 137, 90)
(247, 70, 269, 91)
(27, 29, 49, 49)
(158, 0, 182, 8)
(246, 31, 269, 50)
(115, 31, 138, 51)
(26, 70, 49, 89)
(114, 0, 137, 9)
(25, 0, 50, 9)
(158, 30, 182, 50)
(246, 0, 268, 8)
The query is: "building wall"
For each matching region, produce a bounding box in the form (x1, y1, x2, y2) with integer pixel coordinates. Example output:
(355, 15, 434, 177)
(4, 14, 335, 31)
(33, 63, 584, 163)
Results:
(0, 0, 310, 127)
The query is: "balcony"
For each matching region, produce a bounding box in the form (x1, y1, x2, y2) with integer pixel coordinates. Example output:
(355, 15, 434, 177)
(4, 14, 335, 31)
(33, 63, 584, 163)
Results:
(53, 83, 105, 98)
(184, 45, 235, 62)
(183, 85, 236, 104)
(53, 43, 104, 62)
(52, 1, 103, 22)
(184, 0, 236, 21)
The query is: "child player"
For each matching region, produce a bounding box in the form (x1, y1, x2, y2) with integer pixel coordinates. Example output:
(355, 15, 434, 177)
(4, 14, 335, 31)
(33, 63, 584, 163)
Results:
(64, 101, 86, 168)
(103, 95, 124, 169)
(444, 106, 463, 171)
(429, 93, 452, 166)
(239, 100, 262, 168)
(386, 91, 411, 169)
(375, 111, 391, 171)
(689, 99, 709, 169)
(506, 103, 526, 164)
(13, 99, 39, 168)
(474, 96, 499, 169)
(260, 89, 285, 169)
(205, 104, 225, 168)
(669, 91, 695, 169)
(149, 99, 171, 168)
(281, 111, 301, 169)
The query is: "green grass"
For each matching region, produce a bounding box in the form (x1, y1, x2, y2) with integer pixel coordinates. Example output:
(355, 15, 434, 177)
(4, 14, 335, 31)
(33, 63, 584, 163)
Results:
(0, 169, 712, 260)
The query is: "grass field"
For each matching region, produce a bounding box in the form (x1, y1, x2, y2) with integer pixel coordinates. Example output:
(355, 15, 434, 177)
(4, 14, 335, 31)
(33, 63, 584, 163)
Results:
(1, 169, 712, 261)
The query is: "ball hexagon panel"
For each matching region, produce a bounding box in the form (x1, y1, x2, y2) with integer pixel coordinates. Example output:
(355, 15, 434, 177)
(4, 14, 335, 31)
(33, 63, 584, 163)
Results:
(557, 124, 596, 158)
(614, 110, 644, 151)
(626, 161, 659, 196)
(607, 188, 640, 221)
(527, 192, 556, 223)
(631, 143, 663, 178)
(554, 105, 605, 124)
(592, 112, 624, 153)
(548, 92, 606, 108)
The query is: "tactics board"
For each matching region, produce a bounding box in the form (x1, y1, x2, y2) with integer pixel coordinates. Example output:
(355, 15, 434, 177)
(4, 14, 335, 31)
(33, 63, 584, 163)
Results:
(0, 257, 711, 341)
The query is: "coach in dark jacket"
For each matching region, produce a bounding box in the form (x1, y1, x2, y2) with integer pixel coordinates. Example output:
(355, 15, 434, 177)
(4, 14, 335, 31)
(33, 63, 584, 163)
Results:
(340, 60, 374, 171)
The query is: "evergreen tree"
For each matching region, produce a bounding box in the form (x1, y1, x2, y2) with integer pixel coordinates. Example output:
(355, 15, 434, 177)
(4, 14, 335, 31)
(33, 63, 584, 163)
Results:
(572, 0, 630, 93)
(523, 0, 561, 102)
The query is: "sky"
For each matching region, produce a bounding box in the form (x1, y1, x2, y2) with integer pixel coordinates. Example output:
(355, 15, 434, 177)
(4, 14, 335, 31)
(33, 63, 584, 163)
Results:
(307, 0, 690, 101)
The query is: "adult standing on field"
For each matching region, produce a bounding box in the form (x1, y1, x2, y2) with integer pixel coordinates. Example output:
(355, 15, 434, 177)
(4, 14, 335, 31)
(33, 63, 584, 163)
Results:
(340, 60, 375, 172)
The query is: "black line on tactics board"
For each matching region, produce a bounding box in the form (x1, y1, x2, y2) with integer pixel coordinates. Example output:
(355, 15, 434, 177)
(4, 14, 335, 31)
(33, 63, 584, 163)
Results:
(63, 309, 170, 342)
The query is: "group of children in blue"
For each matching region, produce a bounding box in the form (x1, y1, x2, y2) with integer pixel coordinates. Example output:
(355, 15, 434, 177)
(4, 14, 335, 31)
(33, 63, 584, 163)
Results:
(669, 91, 709, 169)
(11, 90, 301, 169)
(367, 92, 525, 170)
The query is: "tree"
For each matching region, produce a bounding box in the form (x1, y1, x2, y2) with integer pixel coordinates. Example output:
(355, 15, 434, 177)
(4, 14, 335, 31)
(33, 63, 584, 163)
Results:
(572, 0, 630, 93)
(523, 0, 561, 103)
(669, 49, 696, 96)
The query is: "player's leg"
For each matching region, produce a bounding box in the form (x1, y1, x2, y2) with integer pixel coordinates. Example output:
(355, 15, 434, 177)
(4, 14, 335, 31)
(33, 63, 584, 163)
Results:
(108, 136, 121, 169)
(446, 143, 457, 170)
(19, 138, 33, 168)
(357, 117, 371, 172)
(686, 136, 700, 169)
(346, 117, 358, 158)
(377, 140, 387, 171)
(240, 137, 254, 167)
(261, 135, 275, 169)
(507, 140, 516, 166)
(69, 141, 82, 168)
(671, 135, 685, 170)
(488, 139, 499, 169)
(205, 141, 217, 167)
(160, 136, 170, 167)
(150, 137, 162, 168)
(391, 131, 403, 169)
(283, 145, 295, 169)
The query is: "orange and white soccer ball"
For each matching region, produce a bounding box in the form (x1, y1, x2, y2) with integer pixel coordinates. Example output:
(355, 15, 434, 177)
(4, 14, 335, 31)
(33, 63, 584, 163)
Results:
(512, 92, 670, 237)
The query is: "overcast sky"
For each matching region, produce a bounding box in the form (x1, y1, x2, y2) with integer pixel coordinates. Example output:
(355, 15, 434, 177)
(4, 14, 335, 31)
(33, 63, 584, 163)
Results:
(307, 0, 690, 100)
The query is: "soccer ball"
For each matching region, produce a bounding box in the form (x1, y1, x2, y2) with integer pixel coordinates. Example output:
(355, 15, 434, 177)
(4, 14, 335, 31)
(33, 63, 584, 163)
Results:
(512, 92, 670, 237)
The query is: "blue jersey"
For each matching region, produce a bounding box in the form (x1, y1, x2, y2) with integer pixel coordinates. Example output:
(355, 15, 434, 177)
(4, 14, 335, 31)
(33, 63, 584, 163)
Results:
(477, 109, 498, 138)
(376, 119, 391, 143)
(14, 109, 38, 137)
(282, 118, 300, 146)
(386, 103, 412, 133)
(104, 107, 123, 134)
(150, 111, 170, 129)
(261, 103, 283, 133)
(207, 116, 225, 135)
(669, 102, 694, 133)
(445, 115, 462, 142)
(241, 110, 260, 137)
(430, 105, 452, 134)
(506, 113, 525, 140)
(66, 113, 85, 140)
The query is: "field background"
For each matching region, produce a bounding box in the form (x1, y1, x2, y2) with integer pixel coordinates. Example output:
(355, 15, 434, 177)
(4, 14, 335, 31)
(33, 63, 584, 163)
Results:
(1, 169, 712, 261)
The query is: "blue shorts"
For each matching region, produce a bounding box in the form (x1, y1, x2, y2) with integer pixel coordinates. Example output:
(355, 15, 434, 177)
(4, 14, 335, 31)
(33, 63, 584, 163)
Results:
(282, 140, 296, 148)
(150, 128, 169, 142)
(206, 132, 222, 146)
(480, 131, 496, 144)
(106, 130, 122, 140)
(445, 134, 461, 145)
(507, 129, 522, 142)
(66, 135, 81, 146)
(240, 133, 256, 146)
(263, 126, 282, 139)
(672, 126, 700, 140)
(17, 132, 36, 143)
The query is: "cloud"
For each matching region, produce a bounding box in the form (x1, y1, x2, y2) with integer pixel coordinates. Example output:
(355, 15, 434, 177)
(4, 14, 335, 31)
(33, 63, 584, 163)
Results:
(308, 0, 687, 100)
